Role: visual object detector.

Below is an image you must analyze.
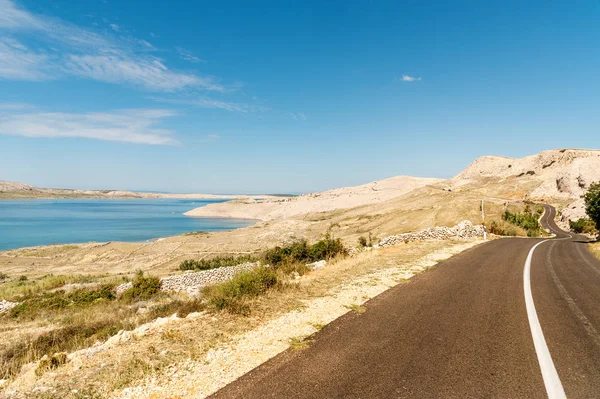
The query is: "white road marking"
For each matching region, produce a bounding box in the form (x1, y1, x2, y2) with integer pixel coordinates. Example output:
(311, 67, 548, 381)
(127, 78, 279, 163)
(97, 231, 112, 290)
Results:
(524, 240, 567, 399)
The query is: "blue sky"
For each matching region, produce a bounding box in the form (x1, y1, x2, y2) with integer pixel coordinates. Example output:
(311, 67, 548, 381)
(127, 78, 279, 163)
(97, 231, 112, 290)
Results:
(0, 0, 598, 193)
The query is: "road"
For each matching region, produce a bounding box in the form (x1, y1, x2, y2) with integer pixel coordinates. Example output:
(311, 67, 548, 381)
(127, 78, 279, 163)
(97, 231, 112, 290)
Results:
(211, 206, 600, 398)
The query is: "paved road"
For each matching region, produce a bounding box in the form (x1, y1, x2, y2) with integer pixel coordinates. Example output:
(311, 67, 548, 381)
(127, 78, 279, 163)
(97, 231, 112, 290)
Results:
(211, 206, 600, 398)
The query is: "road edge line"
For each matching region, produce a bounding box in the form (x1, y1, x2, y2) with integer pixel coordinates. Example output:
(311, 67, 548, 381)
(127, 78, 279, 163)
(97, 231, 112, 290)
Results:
(524, 240, 567, 399)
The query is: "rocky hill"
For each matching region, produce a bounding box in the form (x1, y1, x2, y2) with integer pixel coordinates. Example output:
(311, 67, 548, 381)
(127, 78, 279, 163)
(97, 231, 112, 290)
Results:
(451, 149, 600, 223)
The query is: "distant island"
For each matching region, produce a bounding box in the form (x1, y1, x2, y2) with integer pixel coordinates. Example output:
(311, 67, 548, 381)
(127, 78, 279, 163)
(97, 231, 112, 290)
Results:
(0, 181, 280, 200)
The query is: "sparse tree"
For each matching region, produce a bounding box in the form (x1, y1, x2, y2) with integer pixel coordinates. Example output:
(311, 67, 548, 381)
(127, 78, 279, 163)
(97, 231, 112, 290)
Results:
(583, 182, 600, 236)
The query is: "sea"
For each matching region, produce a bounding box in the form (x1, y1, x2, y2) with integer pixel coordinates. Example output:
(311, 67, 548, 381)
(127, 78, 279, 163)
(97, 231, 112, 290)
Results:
(0, 198, 254, 251)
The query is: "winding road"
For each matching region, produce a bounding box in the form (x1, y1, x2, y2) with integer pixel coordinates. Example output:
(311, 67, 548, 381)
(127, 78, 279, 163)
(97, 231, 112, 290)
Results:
(211, 205, 600, 398)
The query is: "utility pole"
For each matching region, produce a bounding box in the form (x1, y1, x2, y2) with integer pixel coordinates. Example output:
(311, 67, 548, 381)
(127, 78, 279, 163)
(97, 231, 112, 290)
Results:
(481, 198, 486, 240)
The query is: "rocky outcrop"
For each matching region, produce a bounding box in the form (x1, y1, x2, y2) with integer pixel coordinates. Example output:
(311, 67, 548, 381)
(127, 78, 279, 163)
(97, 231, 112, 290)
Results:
(375, 221, 484, 248)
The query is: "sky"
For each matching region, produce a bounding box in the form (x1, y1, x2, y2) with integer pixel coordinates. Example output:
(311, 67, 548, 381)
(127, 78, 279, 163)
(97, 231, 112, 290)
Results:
(0, 0, 599, 194)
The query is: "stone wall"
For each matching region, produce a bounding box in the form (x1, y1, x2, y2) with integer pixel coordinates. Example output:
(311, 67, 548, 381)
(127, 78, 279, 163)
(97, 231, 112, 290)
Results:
(115, 261, 260, 297)
(375, 220, 484, 248)
(0, 299, 18, 314)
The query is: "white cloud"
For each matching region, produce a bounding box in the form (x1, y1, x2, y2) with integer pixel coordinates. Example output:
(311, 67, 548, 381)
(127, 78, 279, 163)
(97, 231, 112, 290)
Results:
(0, 108, 179, 145)
(150, 96, 267, 113)
(0, 0, 43, 29)
(0, 102, 35, 110)
(288, 112, 307, 120)
(0, 0, 229, 92)
(0, 37, 49, 80)
(400, 74, 421, 82)
(64, 55, 216, 92)
(176, 47, 204, 63)
(109, 23, 120, 32)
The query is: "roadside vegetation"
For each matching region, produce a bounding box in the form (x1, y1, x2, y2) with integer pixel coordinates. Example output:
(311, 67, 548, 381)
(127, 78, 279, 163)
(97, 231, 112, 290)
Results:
(570, 218, 597, 235)
(204, 234, 348, 314)
(180, 254, 256, 271)
(583, 182, 600, 238)
(499, 204, 543, 237)
(0, 234, 348, 381)
(0, 272, 205, 380)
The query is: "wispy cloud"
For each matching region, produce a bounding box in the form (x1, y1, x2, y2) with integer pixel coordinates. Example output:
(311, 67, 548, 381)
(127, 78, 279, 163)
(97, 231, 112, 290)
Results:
(109, 23, 120, 32)
(0, 37, 49, 80)
(287, 112, 307, 120)
(151, 96, 268, 113)
(0, 0, 229, 92)
(176, 47, 204, 63)
(399, 74, 422, 82)
(0, 107, 179, 145)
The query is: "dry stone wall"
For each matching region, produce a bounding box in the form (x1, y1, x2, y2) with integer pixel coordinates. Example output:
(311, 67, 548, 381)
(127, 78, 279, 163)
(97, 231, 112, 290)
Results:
(0, 299, 18, 314)
(375, 220, 484, 248)
(115, 261, 260, 297)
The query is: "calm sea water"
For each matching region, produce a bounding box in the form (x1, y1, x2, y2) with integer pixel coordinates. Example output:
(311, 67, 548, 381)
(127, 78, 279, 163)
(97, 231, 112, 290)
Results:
(0, 199, 254, 251)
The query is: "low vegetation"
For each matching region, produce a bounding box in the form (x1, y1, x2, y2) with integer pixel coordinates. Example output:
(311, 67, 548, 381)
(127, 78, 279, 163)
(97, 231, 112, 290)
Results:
(1, 235, 348, 381)
(570, 218, 597, 235)
(583, 182, 600, 236)
(358, 232, 376, 248)
(488, 220, 517, 236)
(0, 271, 205, 380)
(204, 267, 281, 314)
(501, 206, 543, 237)
(204, 235, 348, 315)
(120, 271, 161, 302)
(180, 254, 255, 271)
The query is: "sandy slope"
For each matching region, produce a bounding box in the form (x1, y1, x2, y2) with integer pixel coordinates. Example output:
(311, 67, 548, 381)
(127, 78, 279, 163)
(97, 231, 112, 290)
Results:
(184, 176, 444, 221)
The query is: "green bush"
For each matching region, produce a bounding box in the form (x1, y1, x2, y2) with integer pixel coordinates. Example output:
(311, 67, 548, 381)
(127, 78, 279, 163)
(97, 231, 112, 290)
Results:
(263, 236, 347, 267)
(179, 254, 255, 271)
(502, 210, 541, 237)
(488, 221, 517, 236)
(583, 182, 600, 234)
(204, 267, 280, 314)
(570, 218, 597, 234)
(9, 284, 116, 319)
(358, 236, 368, 247)
(120, 272, 161, 302)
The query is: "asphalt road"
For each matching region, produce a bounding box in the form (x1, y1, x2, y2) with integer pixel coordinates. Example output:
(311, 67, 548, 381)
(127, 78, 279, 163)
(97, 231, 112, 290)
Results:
(211, 206, 600, 398)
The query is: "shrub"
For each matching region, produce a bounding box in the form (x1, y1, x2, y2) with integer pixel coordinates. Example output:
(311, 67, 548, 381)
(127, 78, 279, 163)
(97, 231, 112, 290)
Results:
(204, 267, 280, 314)
(9, 284, 116, 319)
(120, 272, 161, 302)
(263, 236, 347, 268)
(179, 254, 255, 271)
(358, 236, 368, 248)
(502, 210, 541, 237)
(583, 182, 600, 234)
(0, 272, 8, 281)
(570, 218, 597, 234)
(488, 221, 517, 236)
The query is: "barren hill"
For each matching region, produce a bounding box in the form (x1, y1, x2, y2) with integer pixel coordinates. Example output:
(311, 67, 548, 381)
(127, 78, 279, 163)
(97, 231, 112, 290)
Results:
(184, 175, 444, 220)
(450, 149, 600, 223)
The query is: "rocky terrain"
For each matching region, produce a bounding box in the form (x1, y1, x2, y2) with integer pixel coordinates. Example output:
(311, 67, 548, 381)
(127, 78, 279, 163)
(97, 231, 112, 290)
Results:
(450, 149, 600, 227)
(1, 148, 599, 398)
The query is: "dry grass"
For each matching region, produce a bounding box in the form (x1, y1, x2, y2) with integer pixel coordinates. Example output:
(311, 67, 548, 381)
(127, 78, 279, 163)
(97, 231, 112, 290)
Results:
(3, 239, 472, 398)
(590, 243, 600, 260)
